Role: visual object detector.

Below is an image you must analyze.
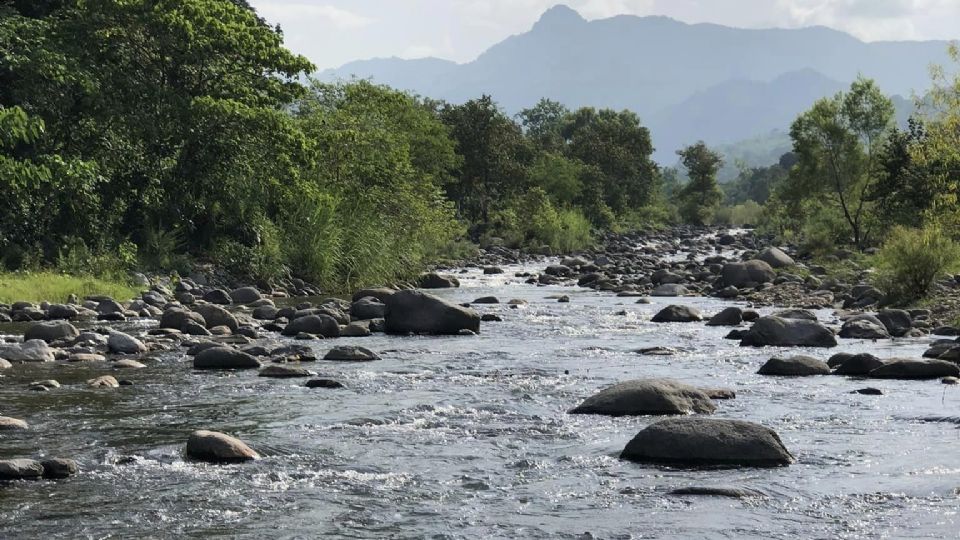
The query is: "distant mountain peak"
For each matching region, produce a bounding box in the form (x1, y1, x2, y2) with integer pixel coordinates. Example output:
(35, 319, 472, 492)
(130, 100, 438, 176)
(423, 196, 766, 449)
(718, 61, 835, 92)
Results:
(533, 4, 586, 30)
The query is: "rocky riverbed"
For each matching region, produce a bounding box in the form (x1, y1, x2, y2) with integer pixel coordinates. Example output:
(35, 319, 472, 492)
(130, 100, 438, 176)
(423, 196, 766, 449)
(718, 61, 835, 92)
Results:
(1, 227, 959, 538)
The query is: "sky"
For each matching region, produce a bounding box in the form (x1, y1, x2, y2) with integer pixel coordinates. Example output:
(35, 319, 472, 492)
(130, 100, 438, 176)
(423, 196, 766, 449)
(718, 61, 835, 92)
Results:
(247, 0, 960, 70)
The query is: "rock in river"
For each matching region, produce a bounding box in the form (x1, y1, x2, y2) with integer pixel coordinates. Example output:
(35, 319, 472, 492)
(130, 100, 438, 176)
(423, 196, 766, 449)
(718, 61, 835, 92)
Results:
(24, 320, 79, 343)
(0, 340, 55, 363)
(193, 347, 261, 370)
(758, 356, 831, 376)
(833, 353, 885, 376)
(706, 307, 743, 327)
(0, 459, 44, 480)
(569, 379, 716, 416)
(620, 417, 794, 467)
(281, 315, 340, 338)
(323, 346, 381, 362)
(868, 359, 960, 380)
(185, 430, 259, 463)
(651, 305, 702, 323)
(740, 316, 837, 348)
(41, 458, 78, 479)
(720, 260, 775, 288)
(384, 290, 480, 335)
(0, 416, 28, 430)
(259, 364, 314, 378)
(107, 330, 147, 354)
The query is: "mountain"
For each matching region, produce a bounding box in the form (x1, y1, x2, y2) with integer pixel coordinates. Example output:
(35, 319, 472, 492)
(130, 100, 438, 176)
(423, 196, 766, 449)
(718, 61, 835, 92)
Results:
(319, 4, 950, 161)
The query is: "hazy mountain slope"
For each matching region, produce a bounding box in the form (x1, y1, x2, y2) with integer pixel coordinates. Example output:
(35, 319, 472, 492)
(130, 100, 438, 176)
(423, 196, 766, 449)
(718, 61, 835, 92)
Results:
(319, 4, 950, 161)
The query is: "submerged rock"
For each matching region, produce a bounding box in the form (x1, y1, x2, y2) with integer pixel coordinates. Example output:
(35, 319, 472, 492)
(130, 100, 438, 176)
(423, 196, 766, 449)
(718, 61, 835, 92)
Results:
(619, 417, 794, 467)
(259, 364, 314, 378)
(87, 375, 120, 388)
(305, 378, 345, 389)
(185, 430, 259, 463)
(668, 485, 765, 498)
(569, 379, 716, 416)
(0, 416, 28, 430)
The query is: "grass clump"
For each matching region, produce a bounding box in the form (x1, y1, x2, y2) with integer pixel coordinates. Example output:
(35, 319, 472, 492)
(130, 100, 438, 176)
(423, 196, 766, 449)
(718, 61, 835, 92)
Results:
(0, 272, 141, 304)
(872, 225, 960, 304)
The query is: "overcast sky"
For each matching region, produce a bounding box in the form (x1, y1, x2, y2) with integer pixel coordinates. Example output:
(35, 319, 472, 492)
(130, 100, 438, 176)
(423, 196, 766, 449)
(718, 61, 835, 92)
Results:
(247, 0, 960, 70)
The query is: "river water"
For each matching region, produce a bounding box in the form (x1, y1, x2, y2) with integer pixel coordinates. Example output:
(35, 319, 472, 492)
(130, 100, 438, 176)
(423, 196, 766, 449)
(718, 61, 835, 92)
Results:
(1, 261, 958, 539)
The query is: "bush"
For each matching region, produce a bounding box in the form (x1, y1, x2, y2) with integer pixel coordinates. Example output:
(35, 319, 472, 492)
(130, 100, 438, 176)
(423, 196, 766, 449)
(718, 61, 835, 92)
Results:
(872, 225, 960, 303)
(484, 189, 593, 252)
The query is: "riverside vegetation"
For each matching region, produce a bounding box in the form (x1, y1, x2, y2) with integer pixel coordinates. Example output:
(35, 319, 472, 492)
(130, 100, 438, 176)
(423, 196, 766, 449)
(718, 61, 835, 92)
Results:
(3, 2, 960, 312)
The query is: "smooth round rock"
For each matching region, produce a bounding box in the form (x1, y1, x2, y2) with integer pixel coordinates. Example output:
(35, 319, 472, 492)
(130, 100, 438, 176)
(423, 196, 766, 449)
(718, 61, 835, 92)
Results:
(185, 430, 259, 463)
(569, 379, 716, 416)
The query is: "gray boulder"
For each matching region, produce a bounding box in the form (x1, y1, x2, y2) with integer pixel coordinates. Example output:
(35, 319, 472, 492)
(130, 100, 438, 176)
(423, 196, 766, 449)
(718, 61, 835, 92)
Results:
(259, 364, 314, 378)
(569, 379, 716, 416)
(876, 309, 913, 337)
(41, 458, 78, 479)
(185, 430, 259, 463)
(418, 272, 459, 289)
(107, 331, 147, 354)
(203, 289, 232, 304)
(651, 305, 702, 323)
(160, 308, 206, 331)
(281, 314, 340, 338)
(620, 417, 794, 467)
(351, 296, 386, 320)
(47, 304, 79, 320)
(721, 260, 776, 288)
(834, 353, 886, 376)
(193, 347, 261, 370)
(323, 346, 381, 362)
(193, 304, 239, 332)
(24, 320, 79, 343)
(869, 359, 960, 380)
(384, 290, 480, 335)
(839, 317, 890, 339)
(229, 287, 262, 304)
(651, 284, 689, 297)
(706, 307, 743, 327)
(758, 247, 795, 268)
(0, 416, 28, 430)
(772, 309, 818, 321)
(757, 356, 830, 376)
(0, 459, 44, 480)
(740, 316, 837, 347)
(0, 340, 56, 363)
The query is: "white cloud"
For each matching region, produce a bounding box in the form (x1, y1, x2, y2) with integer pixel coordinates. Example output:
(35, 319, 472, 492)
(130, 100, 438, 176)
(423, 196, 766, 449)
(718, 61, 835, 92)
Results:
(255, 3, 374, 30)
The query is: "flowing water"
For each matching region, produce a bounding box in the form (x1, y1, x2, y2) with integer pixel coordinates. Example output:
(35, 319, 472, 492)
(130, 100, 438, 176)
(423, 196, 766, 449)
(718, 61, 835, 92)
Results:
(1, 261, 959, 539)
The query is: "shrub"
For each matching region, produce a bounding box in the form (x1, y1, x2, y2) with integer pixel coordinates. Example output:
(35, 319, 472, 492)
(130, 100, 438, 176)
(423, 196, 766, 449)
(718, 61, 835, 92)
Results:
(872, 225, 960, 303)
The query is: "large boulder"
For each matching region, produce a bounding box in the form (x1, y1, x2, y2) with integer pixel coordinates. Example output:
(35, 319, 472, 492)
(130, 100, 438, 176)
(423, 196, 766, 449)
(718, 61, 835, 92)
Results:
(833, 353, 886, 376)
(202, 289, 232, 305)
(740, 316, 837, 348)
(706, 307, 743, 327)
(772, 309, 818, 321)
(41, 458, 78, 479)
(720, 260, 776, 288)
(281, 314, 340, 338)
(650, 284, 689, 297)
(0, 340, 55, 363)
(229, 286, 262, 304)
(869, 359, 960, 380)
(839, 315, 890, 339)
(193, 347, 261, 370)
(193, 304, 239, 332)
(351, 296, 386, 320)
(418, 272, 459, 289)
(757, 356, 831, 376)
(876, 309, 913, 337)
(651, 305, 702, 323)
(24, 320, 79, 343)
(0, 416, 28, 430)
(351, 287, 397, 303)
(384, 290, 480, 335)
(569, 379, 716, 416)
(47, 304, 79, 320)
(619, 417, 794, 467)
(160, 308, 206, 331)
(758, 247, 795, 268)
(107, 330, 147, 354)
(185, 430, 259, 463)
(0, 459, 45, 480)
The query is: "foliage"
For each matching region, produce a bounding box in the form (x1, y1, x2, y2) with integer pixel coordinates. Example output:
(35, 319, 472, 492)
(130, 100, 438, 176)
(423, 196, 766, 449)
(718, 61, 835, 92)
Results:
(783, 77, 895, 248)
(676, 141, 724, 225)
(872, 225, 960, 304)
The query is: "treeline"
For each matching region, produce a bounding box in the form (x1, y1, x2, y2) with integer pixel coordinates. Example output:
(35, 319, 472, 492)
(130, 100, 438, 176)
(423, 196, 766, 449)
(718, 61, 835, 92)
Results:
(0, 0, 669, 289)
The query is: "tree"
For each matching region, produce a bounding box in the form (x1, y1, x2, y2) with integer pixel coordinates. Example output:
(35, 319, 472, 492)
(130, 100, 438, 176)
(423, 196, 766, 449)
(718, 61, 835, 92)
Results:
(517, 98, 569, 152)
(676, 141, 723, 225)
(561, 107, 658, 214)
(787, 76, 895, 248)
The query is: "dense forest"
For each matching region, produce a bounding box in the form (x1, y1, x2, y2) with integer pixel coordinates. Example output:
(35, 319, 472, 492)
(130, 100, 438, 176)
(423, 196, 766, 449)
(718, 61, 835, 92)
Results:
(2, 0, 960, 301)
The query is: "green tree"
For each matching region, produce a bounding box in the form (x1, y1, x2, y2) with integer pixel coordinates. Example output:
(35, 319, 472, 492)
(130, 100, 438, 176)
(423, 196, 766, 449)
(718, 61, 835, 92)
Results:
(676, 141, 723, 225)
(517, 98, 569, 152)
(787, 76, 895, 248)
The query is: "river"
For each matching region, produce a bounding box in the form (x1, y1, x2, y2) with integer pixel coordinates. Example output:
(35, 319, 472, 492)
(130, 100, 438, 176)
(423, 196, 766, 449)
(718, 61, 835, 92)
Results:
(1, 258, 958, 538)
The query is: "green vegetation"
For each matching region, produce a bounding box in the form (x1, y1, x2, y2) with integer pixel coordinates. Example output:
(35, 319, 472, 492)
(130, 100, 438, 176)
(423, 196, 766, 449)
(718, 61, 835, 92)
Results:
(676, 142, 724, 225)
(872, 226, 960, 304)
(0, 273, 141, 304)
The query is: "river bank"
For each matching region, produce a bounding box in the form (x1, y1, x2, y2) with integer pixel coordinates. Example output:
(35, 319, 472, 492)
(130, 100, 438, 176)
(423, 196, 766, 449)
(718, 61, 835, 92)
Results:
(1, 227, 959, 538)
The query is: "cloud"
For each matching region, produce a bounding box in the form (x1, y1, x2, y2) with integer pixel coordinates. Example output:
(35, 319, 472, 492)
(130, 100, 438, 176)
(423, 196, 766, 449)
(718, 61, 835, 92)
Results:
(255, 2, 374, 30)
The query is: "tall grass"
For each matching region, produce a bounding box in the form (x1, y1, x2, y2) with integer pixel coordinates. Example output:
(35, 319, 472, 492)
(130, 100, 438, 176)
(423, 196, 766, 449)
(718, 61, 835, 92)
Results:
(0, 272, 141, 304)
